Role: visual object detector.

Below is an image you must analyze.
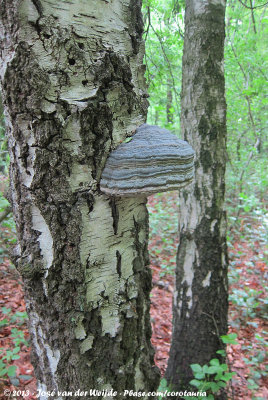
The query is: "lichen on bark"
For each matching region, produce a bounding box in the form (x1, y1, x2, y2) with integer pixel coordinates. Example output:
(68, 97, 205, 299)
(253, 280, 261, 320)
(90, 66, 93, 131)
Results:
(0, 0, 159, 397)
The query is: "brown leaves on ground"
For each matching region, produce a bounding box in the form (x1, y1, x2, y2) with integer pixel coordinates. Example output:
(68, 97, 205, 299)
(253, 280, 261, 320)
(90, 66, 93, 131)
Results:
(149, 198, 267, 400)
(0, 260, 37, 400)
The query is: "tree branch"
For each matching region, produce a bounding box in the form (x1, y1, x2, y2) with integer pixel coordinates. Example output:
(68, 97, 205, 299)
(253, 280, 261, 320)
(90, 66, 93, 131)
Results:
(149, 23, 180, 108)
(144, 6, 151, 43)
(249, 0, 257, 33)
(238, 0, 268, 9)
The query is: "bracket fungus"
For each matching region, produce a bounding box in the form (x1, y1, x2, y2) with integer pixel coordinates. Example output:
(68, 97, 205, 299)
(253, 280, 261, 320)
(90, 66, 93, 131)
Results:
(100, 124, 195, 197)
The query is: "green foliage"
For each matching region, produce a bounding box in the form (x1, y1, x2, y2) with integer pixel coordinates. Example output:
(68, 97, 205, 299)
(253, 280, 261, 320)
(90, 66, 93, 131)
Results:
(143, 0, 184, 132)
(0, 97, 15, 259)
(242, 332, 268, 392)
(229, 287, 266, 320)
(187, 334, 237, 399)
(1, 307, 28, 327)
(157, 378, 170, 399)
(221, 332, 238, 345)
(225, 0, 268, 218)
(147, 192, 179, 275)
(0, 307, 29, 380)
(227, 211, 267, 396)
(228, 210, 267, 325)
(0, 191, 9, 211)
(0, 191, 16, 261)
(143, 0, 267, 224)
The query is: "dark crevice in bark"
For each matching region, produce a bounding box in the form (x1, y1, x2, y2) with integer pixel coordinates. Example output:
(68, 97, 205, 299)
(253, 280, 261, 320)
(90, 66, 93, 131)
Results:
(116, 250, 122, 278)
(109, 198, 119, 235)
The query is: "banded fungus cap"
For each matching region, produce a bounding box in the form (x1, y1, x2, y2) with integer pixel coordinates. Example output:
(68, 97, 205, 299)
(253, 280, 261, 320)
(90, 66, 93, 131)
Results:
(100, 124, 195, 197)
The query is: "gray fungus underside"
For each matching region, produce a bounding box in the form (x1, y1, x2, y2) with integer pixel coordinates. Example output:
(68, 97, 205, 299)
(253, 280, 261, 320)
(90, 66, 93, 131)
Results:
(100, 124, 195, 196)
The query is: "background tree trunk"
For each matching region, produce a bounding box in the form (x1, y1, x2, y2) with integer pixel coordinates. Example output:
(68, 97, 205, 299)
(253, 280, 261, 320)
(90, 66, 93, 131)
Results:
(0, 0, 159, 397)
(165, 0, 228, 397)
(166, 76, 173, 125)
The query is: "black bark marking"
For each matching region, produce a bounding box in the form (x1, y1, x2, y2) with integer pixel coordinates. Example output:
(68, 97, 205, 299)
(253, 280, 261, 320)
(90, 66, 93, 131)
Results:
(109, 198, 119, 235)
(116, 250, 122, 278)
(31, 0, 43, 16)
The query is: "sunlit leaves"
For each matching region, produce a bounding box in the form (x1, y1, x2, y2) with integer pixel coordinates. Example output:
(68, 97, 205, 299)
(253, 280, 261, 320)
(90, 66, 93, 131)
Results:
(225, 0, 267, 210)
(143, 0, 184, 131)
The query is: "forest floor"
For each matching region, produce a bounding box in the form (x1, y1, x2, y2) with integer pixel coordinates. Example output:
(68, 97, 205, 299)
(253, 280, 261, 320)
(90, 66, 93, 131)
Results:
(0, 192, 267, 400)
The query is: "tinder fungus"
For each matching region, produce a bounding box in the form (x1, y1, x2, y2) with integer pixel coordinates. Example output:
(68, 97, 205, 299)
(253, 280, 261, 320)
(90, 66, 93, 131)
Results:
(100, 124, 195, 197)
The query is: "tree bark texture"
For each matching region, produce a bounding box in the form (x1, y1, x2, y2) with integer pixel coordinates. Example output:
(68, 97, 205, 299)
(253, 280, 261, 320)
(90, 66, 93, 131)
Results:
(165, 0, 228, 397)
(0, 0, 159, 398)
(166, 76, 173, 125)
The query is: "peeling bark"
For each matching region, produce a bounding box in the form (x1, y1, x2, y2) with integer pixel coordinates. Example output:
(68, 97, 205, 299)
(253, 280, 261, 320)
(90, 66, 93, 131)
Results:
(0, 0, 159, 397)
(165, 1, 228, 398)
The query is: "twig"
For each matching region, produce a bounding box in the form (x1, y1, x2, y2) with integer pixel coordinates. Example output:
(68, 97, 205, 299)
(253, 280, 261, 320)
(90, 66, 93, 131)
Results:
(238, 137, 260, 185)
(144, 6, 151, 43)
(249, 0, 257, 33)
(202, 312, 220, 339)
(149, 23, 180, 109)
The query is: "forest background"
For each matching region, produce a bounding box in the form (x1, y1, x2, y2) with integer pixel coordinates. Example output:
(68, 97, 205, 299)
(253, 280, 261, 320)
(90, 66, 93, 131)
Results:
(0, 0, 267, 399)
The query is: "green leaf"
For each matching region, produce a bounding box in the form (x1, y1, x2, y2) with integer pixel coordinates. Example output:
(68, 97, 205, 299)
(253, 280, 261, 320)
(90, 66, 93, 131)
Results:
(207, 366, 219, 374)
(218, 381, 228, 388)
(211, 381, 222, 392)
(221, 333, 238, 344)
(220, 372, 235, 382)
(247, 378, 259, 390)
(0, 367, 8, 377)
(220, 363, 228, 372)
(13, 346, 20, 354)
(1, 307, 11, 315)
(189, 379, 202, 388)
(0, 318, 8, 327)
(210, 358, 220, 366)
(5, 350, 13, 358)
(195, 372, 205, 379)
(7, 365, 17, 377)
(203, 364, 210, 374)
(10, 377, 20, 387)
(190, 363, 203, 373)
(158, 377, 169, 392)
(11, 355, 21, 360)
(216, 350, 226, 356)
(207, 395, 214, 400)
(215, 373, 223, 380)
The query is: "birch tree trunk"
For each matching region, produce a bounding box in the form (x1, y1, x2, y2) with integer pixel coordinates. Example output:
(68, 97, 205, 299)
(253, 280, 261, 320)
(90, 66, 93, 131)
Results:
(165, 0, 228, 397)
(0, 0, 159, 397)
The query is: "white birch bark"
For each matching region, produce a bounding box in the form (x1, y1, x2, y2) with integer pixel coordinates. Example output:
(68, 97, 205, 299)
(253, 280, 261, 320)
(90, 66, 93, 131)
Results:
(0, 0, 159, 397)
